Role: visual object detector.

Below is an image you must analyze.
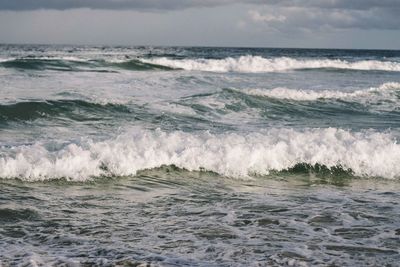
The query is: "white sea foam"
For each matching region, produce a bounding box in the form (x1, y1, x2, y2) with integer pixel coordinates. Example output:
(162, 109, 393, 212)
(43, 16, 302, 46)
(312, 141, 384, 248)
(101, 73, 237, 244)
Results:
(141, 56, 400, 73)
(240, 82, 400, 101)
(0, 128, 399, 181)
(0, 58, 15, 63)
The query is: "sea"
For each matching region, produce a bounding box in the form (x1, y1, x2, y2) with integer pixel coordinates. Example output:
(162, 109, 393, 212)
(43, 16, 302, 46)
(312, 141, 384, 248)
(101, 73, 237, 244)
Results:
(0, 44, 400, 266)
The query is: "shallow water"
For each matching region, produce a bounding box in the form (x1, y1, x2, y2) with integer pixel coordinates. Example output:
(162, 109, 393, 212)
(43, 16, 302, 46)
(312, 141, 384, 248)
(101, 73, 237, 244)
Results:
(0, 45, 400, 266)
(1, 172, 400, 266)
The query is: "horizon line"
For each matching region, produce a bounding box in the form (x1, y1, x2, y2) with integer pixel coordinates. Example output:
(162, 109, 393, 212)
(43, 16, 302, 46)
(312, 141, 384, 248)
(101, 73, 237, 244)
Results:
(0, 42, 399, 51)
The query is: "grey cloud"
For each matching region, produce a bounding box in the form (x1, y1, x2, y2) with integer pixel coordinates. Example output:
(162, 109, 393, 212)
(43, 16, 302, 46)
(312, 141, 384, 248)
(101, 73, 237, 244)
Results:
(263, 0, 400, 10)
(1, 0, 399, 12)
(0, 0, 254, 11)
(248, 1, 400, 32)
(1, 0, 399, 33)
(0, 2, 399, 49)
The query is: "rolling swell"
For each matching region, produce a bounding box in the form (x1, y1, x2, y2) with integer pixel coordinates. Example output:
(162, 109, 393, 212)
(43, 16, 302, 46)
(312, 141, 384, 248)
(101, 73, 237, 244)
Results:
(222, 82, 400, 118)
(110, 59, 175, 71)
(0, 58, 105, 72)
(175, 83, 400, 129)
(0, 58, 175, 72)
(0, 100, 131, 123)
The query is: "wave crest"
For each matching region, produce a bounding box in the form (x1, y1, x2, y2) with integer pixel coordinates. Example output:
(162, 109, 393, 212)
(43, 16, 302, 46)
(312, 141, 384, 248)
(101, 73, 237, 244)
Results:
(0, 128, 399, 181)
(142, 56, 400, 73)
(239, 82, 400, 101)
(3, 56, 400, 73)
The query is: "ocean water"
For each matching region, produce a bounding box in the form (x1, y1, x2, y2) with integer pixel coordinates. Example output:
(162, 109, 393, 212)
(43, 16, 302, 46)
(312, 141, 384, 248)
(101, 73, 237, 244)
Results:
(0, 45, 400, 266)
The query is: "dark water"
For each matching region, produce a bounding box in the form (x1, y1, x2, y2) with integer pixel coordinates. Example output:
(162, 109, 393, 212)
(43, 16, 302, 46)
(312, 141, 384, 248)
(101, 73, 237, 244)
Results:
(0, 45, 400, 266)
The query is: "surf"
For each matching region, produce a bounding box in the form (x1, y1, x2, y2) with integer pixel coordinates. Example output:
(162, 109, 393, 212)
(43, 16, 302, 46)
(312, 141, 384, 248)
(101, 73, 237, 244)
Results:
(141, 56, 400, 73)
(0, 127, 399, 181)
(237, 82, 400, 102)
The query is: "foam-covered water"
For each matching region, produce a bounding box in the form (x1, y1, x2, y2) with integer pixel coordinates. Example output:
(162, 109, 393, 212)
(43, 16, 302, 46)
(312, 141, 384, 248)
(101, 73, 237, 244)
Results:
(1, 45, 400, 266)
(1, 128, 399, 181)
(241, 82, 400, 102)
(142, 55, 400, 72)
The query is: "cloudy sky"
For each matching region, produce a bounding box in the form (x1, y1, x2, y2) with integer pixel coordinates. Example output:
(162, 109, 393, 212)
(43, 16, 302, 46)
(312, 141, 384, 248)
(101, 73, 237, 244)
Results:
(0, 0, 399, 49)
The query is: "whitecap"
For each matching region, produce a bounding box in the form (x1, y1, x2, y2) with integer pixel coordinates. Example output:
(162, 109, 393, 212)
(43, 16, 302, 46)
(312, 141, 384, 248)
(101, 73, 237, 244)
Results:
(141, 56, 400, 73)
(0, 128, 399, 181)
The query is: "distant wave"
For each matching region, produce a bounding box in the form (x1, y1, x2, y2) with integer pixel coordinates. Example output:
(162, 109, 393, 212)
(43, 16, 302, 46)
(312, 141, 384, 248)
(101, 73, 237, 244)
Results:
(0, 57, 174, 72)
(141, 56, 400, 73)
(0, 100, 130, 122)
(0, 128, 399, 181)
(0, 58, 100, 72)
(239, 82, 400, 101)
(3, 56, 400, 73)
(1, 82, 398, 125)
(110, 59, 175, 71)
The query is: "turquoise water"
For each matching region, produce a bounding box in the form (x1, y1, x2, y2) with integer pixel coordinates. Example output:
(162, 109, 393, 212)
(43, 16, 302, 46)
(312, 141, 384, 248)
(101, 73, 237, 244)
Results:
(0, 45, 400, 266)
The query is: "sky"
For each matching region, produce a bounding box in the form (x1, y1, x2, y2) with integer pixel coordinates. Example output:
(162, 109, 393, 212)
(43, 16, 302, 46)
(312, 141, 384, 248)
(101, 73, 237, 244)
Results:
(0, 0, 400, 49)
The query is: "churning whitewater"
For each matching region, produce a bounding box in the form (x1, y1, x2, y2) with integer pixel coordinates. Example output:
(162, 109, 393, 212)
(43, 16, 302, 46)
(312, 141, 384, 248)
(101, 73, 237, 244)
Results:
(141, 56, 400, 72)
(1, 128, 400, 181)
(240, 82, 400, 102)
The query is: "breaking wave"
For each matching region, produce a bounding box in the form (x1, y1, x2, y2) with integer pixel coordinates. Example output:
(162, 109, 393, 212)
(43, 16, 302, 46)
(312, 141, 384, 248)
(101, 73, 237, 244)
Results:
(142, 56, 400, 73)
(0, 128, 399, 181)
(3, 56, 400, 73)
(239, 82, 400, 101)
